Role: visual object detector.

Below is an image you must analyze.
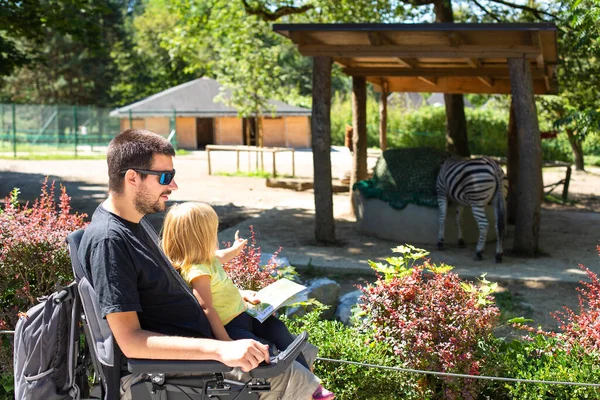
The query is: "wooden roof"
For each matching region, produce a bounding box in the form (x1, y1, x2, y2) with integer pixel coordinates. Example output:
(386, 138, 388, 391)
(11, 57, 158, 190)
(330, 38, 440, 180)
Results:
(273, 23, 558, 95)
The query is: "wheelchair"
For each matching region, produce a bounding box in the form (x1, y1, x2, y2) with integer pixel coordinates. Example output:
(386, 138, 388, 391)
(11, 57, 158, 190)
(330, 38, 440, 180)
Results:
(66, 229, 308, 400)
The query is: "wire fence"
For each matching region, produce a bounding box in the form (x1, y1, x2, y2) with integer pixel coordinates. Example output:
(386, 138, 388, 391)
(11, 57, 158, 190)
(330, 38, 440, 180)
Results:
(0, 104, 122, 158)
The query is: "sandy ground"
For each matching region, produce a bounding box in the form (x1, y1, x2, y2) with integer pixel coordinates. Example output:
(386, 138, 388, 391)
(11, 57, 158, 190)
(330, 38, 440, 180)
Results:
(1, 150, 599, 331)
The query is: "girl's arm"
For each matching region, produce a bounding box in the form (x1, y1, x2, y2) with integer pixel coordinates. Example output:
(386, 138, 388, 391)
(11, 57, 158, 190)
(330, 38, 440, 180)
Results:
(190, 275, 231, 341)
(215, 230, 247, 264)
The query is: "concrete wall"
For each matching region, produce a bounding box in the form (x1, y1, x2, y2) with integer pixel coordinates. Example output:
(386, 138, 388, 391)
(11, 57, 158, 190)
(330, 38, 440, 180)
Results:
(175, 117, 196, 149)
(352, 191, 497, 245)
(215, 117, 243, 145)
(285, 116, 311, 148)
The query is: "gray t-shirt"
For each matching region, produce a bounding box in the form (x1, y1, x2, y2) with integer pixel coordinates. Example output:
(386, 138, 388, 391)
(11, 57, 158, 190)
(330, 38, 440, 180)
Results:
(78, 205, 213, 338)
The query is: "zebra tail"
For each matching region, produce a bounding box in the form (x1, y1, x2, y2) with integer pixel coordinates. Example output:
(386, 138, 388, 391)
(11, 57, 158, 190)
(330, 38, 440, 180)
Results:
(494, 173, 506, 238)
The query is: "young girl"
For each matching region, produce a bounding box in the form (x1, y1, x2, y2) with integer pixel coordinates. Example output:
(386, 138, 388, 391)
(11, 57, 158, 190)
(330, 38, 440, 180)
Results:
(162, 202, 334, 400)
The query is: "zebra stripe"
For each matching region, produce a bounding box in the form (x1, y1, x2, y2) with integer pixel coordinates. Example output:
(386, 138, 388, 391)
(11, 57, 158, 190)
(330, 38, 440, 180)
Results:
(436, 157, 506, 263)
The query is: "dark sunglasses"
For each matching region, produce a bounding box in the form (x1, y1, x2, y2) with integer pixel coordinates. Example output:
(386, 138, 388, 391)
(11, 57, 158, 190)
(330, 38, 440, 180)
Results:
(121, 168, 176, 185)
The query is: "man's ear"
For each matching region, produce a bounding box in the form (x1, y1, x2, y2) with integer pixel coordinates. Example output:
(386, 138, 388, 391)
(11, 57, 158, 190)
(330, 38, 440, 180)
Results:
(123, 169, 139, 188)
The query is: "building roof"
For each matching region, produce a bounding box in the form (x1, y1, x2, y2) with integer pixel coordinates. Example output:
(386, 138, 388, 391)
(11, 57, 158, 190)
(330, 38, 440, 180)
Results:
(273, 23, 558, 95)
(110, 78, 312, 118)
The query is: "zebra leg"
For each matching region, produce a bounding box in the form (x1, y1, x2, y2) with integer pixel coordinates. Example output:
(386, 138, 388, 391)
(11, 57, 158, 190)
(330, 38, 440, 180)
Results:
(470, 205, 488, 261)
(495, 220, 504, 263)
(456, 206, 465, 248)
(437, 195, 448, 250)
(494, 186, 506, 263)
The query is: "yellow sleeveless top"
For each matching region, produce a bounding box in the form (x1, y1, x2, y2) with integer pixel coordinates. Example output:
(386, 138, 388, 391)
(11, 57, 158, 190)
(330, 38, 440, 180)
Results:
(182, 258, 246, 325)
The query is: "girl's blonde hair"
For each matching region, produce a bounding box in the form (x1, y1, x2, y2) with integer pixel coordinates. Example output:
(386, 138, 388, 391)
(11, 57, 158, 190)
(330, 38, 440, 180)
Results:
(161, 202, 219, 275)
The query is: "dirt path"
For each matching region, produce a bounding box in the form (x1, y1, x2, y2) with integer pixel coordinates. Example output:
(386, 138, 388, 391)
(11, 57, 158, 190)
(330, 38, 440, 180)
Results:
(1, 155, 598, 332)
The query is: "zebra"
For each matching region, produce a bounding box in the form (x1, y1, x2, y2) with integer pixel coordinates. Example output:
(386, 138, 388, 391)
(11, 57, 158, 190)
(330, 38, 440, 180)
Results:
(436, 157, 506, 263)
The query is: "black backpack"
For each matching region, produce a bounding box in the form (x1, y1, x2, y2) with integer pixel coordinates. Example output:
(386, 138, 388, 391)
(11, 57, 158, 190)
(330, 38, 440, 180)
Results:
(13, 282, 82, 399)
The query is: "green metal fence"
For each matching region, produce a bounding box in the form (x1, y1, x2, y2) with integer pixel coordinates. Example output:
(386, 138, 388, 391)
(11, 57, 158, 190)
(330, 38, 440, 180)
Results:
(0, 104, 122, 158)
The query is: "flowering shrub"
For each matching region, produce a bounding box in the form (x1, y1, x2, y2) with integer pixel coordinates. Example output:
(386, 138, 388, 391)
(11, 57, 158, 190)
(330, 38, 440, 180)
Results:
(222, 225, 281, 291)
(359, 245, 500, 399)
(0, 179, 87, 332)
(552, 257, 600, 354)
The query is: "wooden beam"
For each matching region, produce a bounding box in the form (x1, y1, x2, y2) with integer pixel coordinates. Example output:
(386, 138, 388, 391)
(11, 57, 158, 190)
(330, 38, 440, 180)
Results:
(298, 44, 542, 58)
(465, 58, 481, 68)
(447, 31, 465, 47)
(334, 57, 355, 68)
(289, 32, 307, 46)
(477, 76, 494, 88)
(531, 31, 545, 69)
(343, 67, 545, 78)
(368, 31, 384, 46)
(370, 76, 550, 95)
(418, 76, 438, 86)
(396, 57, 419, 68)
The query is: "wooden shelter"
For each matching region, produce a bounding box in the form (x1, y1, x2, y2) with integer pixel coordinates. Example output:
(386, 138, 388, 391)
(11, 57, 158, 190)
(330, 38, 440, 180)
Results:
(274, 23, 559, 256)
(110, 78, 312, 149)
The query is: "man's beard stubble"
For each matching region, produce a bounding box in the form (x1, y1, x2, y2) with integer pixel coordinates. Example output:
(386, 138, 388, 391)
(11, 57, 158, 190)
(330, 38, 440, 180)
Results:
(134, 186, 171, 215)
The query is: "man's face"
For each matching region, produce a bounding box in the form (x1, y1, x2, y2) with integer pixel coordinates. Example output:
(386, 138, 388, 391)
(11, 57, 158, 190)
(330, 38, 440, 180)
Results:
(134, 154, 178, 215)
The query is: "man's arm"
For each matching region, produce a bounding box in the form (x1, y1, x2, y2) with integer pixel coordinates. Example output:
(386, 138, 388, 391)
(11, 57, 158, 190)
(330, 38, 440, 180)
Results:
(107, 311, 269, 372)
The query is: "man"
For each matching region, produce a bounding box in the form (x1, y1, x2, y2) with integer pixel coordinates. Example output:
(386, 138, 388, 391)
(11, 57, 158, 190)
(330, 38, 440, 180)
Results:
(78, 129, 320, 399)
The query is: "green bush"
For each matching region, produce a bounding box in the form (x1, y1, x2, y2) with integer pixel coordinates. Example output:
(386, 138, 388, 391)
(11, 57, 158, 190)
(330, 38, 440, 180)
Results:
(0, 180, 87, 394)
(488, 336, 600, 399)
(329, 94, 595, 163)
(283, 309, 426, 400)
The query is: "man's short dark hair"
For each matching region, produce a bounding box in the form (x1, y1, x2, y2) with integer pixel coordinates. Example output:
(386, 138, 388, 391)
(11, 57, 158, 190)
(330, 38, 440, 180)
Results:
(107, 129, 176, 194)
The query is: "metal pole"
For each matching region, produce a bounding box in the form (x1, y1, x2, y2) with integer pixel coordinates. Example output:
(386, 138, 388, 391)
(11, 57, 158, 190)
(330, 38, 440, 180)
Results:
(12, 103, 17, 158)
(73, 105, 78, 157)
(172, 110, 177, 150)
(129, 110, 133, 129)
(272, 151, 276, 178)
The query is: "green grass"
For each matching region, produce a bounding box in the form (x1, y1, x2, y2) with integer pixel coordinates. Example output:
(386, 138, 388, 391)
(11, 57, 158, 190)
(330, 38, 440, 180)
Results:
(585, 154, 600, 167)
(544, 193, 577, 206)
(215, 170, 294, 179)
(0, 153, 106, 160)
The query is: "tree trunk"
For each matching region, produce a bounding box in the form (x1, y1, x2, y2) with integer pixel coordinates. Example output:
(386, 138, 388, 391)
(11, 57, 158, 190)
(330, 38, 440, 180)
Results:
(351, 76, 368, 195)
(508, 57, 543, 257)
(311, 56, 336, 244)
(565, 128, 585, 171)
(379, 83, 388, 151)
(507, 99, 518, 225)
(434, 0, 470, 157)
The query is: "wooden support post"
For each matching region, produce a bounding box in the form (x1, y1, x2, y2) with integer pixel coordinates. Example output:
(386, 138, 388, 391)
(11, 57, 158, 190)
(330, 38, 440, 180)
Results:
(207, 148, 212, 175)
(507, 98, 518, 225)
(562, 166, 571, 203)
(311, 56, 335, 243)
(379, 81, 388, 151)
(508, 57, 543, 256)
(351, 76, 368, 198)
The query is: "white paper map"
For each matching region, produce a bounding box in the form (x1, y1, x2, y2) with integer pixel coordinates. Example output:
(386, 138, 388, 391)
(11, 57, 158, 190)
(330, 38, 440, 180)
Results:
(246, 278, 307, 323)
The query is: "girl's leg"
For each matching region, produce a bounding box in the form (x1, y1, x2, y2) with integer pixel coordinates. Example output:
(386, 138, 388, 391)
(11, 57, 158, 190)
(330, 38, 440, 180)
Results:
(225, 313, 277, 356)
(252, 316, 310, 370)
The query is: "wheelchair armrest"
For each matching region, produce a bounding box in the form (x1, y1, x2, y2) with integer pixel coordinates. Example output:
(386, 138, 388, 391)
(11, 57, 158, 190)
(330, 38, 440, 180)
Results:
(249, 331, 308, 379)
(128, 359, 233, 374)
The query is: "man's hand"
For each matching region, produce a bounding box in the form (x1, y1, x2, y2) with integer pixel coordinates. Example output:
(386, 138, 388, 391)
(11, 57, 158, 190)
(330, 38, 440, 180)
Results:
(241, 290, 261, 305)
(218, 339, 270, 372)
